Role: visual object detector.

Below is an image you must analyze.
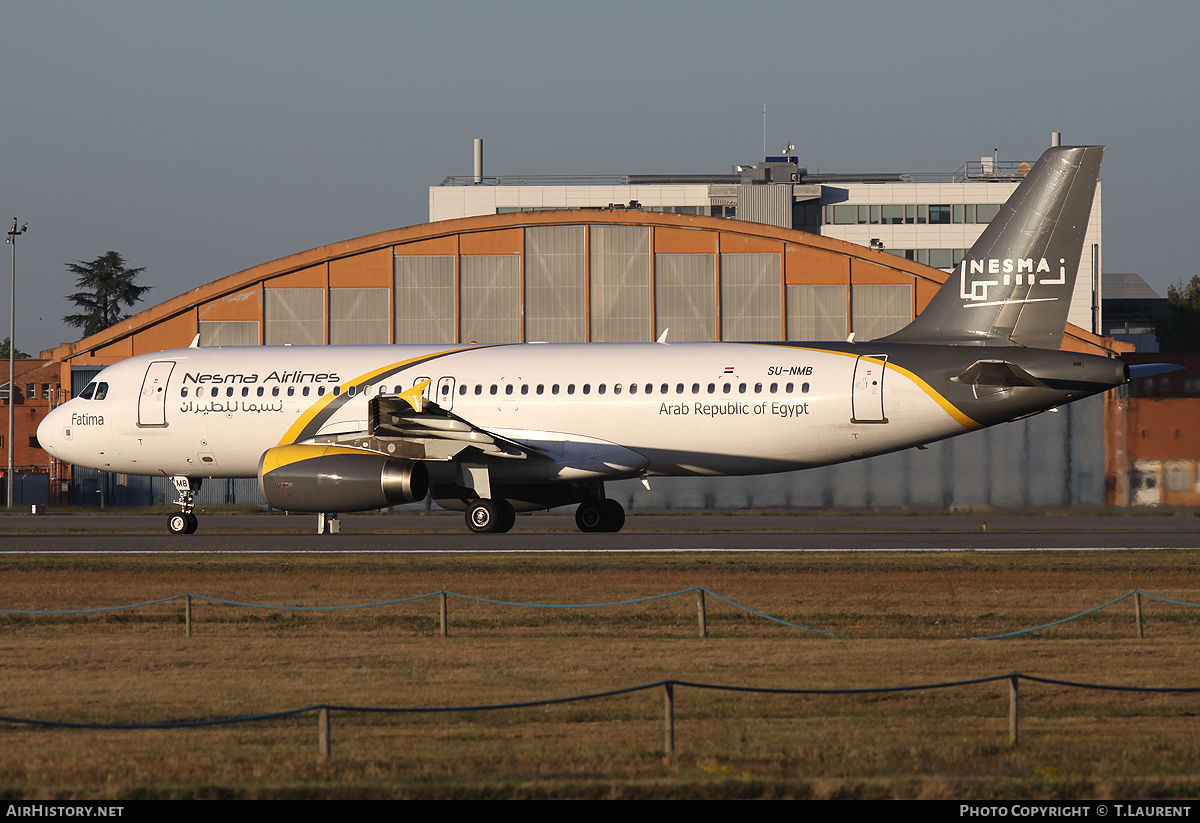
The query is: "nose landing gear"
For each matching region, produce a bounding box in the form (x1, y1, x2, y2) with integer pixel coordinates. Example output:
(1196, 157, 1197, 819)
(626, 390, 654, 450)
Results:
(168, 476, 202, 535)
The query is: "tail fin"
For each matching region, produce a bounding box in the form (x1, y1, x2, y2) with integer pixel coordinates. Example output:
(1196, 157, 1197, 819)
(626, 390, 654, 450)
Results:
(883, 145, 1103, 348)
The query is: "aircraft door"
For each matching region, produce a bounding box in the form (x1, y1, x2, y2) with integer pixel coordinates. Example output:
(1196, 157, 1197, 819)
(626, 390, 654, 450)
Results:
(138, 361, 176, 428)
(435, 376, 456, 411)
(850, 355, 888, 424)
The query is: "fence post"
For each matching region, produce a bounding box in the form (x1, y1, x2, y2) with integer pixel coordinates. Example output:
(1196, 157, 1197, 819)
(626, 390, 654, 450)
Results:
(440, 591, 448, 638)
(185, 594, 192, 638)
(1134, 591, 1145, 639)
(663, 682, 675, 761)
(318, 707, 331, 759)
(1008, 676, 1019, 746)
(696, 589, 707, 638)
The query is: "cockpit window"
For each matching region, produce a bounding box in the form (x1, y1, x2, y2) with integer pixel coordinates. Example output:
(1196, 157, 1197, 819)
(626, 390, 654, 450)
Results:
(79, 381, 109, 401)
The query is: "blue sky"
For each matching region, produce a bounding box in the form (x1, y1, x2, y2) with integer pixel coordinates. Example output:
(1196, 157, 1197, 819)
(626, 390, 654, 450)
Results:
(3, 0, 1197, 354)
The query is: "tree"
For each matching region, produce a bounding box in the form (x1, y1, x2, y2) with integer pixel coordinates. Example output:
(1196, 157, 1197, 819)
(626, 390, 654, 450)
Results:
(63, 251, 152, 338)
(0, 337, 29, 360)
(1155, 274, 1200, 353)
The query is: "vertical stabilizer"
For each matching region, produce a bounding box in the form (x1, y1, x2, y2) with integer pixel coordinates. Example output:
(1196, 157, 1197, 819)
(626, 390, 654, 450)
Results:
(883, 145, 1103, 348)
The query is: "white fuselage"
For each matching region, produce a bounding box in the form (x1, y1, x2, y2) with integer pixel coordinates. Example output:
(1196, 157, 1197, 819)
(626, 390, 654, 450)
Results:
(39, 342, 969, 482)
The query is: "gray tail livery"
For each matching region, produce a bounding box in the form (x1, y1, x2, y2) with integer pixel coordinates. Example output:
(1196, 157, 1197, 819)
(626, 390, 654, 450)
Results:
(883, 145, 1103, 349)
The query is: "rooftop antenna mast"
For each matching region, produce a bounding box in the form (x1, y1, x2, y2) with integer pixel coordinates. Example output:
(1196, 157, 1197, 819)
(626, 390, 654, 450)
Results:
(762, 103, 767, 159)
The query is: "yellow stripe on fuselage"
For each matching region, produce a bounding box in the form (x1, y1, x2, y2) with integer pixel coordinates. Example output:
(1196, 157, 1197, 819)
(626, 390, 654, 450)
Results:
(759, 344, 981, 430)
(277, 347, 478, 446)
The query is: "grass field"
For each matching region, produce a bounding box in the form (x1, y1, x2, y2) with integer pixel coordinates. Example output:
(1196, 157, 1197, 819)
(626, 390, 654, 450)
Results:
(2, 550, 1200, 799)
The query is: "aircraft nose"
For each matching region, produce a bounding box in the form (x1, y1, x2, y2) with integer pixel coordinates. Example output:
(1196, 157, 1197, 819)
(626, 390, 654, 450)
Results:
(37, 405, 66, 459)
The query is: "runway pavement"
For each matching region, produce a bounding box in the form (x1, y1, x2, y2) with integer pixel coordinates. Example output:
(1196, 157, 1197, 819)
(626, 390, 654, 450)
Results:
(0, 511, 1197, 551)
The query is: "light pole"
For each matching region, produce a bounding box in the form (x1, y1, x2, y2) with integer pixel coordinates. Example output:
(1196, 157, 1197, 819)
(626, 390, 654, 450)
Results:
(6, 218, 27, 509)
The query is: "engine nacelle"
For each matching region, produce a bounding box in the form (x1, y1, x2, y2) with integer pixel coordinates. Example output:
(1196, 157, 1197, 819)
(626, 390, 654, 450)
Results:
(258, 444, 428, 512)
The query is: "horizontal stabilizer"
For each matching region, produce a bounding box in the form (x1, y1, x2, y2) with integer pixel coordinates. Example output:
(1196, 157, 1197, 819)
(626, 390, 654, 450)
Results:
(1127, 363, 1185, 381)
(953, 359, 1048, 388)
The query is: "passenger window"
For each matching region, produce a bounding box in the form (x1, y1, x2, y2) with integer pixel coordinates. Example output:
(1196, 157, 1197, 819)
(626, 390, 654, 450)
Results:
(786, 382, 794, 393)
(181, 388, 189, 398)
(567, 384, 575, 395)
(226, 387, 234, 397)
(802, 382, 810, 393)
(738, 383, 746, 394)
(662, 384, 670, 394)
(582, 384, 591, 395)
(242, 387, 250, 397)
(754, 383, 762, 393)
(676, 384, 684, 393)
(475, 385, 482, 395)
(318, 387, 326, 397)
(348, 386, 356, 397)
(257, 387, 265, 397)
(459, 385, 467, 395)
(628, 384, 635, 395)
(537, 385, 544, 395)
(707, 384, 715, 394)
(723, 384, 732, 394)
(770, 382, 778, 393)
(505, 385, 513, 395)
(521, 385, 529, 395)
(490, 385, 498, 395)
(691, 383, 700, 394)
(287, 387, 295, 397)
(303, 387, 310, 397)
(196, 387, 205, 398)
(333, 386, 341, 397)
(272, 387, 280, 397)
(598, 384, 606, 395)
(552, 385, 560, 395)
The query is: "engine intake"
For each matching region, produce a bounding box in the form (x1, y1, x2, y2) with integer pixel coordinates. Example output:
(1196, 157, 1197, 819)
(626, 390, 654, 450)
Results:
(258, 444, 428, 512)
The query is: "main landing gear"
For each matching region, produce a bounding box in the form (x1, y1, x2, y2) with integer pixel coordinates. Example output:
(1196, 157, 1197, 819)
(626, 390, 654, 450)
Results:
(465, 498, 517, 534)
(575, 499, 625, 533)
(168, 476, 201, 535)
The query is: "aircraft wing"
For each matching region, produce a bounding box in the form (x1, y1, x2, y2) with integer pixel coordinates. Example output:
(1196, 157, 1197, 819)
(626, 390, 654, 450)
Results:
(368, 393, 543, 461)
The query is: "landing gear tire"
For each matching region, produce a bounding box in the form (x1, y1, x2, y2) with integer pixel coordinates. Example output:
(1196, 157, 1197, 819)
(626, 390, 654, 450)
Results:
(466, 499, 516, 534)
(602, 499, 626, 533)
(168, 512, 198, 535)
(576, 499, 626, 533)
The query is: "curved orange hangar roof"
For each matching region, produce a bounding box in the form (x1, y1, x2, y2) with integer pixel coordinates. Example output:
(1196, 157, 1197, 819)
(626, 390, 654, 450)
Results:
(44, 209, 1126, 366)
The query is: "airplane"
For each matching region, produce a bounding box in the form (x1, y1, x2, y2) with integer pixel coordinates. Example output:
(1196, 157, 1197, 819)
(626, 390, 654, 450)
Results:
(36, 144, 1165, 535)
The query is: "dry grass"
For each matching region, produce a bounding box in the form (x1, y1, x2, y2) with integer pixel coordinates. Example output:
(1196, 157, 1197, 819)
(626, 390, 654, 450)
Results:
(2, 551, 1200, 798)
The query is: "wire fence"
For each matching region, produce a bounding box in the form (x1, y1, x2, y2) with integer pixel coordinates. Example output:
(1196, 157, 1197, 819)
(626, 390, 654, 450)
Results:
(4, 673, 1200, 758)
(0, 587, 1193, 640)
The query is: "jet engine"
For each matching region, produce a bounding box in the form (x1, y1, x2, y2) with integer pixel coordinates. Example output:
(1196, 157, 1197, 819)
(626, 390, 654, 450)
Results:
(258, 444, 428, 512)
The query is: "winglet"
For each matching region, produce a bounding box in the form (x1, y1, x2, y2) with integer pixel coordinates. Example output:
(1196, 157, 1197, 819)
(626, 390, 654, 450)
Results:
(657, 328, 670, 344)
(188, 334, 200, 348)
(398, 380, 431, 412)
